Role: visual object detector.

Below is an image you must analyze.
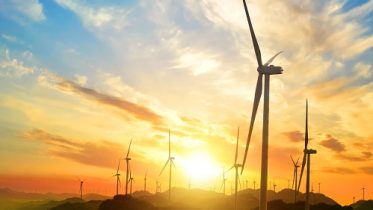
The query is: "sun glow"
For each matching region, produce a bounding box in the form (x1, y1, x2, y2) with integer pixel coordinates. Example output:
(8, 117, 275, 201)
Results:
(181, 153, 221, 185)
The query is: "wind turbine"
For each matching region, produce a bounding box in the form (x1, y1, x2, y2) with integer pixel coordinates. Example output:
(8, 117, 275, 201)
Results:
(129, 169, 134, 194)
(297, 100, 317, 210)
(144, 170, 147, 191)
(220, 168, 227, 194)
(159, 130, 175, 200)
(79, 180, 84, 199)
(253, 180, 256, 190)
(124, 139, 133, 195)
(318, 182, 320, 194)
(240, 1, 283, 210)
(291, 155, 300, 202)
(273, 183, 277, 193)
(362, 187, 365, 200)
(228, 127, 242, 210)
(113, 159, 121, 195)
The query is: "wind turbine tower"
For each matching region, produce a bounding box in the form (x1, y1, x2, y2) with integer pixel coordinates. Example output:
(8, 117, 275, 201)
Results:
(291, 155, 300, 202)
(159, 130, 176, 200)
(80, 180, 84, 199)
(298, 100, 317, 210)
(113, 160, 121, 195)
(144, 170, 147, 191)
(240, 1, 284, 210)
(362, 187, 365, 200)
(228, 127, 242, 210)
(124, 139, 133, 195)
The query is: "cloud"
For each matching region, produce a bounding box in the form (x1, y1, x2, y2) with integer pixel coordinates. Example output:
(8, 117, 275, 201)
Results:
(320, 134, 346, 153)
(74, 74, 87, 86)
(282, 130, 304, 142)
(21, 128, 123, 168)
(37, 70, 164, 126)
(354, 62, 372, 79)
(55, 0, 130, 30)
(360, 166, 373, 175)
(0, 49, 35, 77)
(171, 49, 221, 76)
(1, 34, 17, 42)
(0, 0, 46, 22)
(337, 151, 372, 162)
(323, 167, 356, 174)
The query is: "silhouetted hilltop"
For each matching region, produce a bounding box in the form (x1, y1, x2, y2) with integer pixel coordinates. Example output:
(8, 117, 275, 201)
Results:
(252, 200, 352, 210)
(99, 195, 156, 210)
(17, 197, 84, 210)
(350, 200, 373, 210)
(240, 188, 337, 205)
(49, 200, 101, 210)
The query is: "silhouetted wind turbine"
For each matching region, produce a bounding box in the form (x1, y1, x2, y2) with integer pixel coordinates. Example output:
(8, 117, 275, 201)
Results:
(79, 180, 84, 199)
(113, 159, 121, 195)
(220, 168, 227, 194)
(124, 139, 132, 195)
(228, 127, 242, 210)
(273, 183, 277, 192)
(129, 168, 134, 194)
(159, 130, 175, 200)
(144, 170, 147, 191)
(291, 155, 300, 202)
(253, 180, 256, 190)
(240, 1, 283, 210)
(318, 182, 320, 194)
(362, 187, 365, 200)
(297, 100, 317, 210)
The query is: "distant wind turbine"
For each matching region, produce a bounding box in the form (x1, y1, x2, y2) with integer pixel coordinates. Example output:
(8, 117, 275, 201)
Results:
(220, 168, 227, 194)
(290, 155, 300, 202)
(297, 100, 317, 210)
(79, 180, 84, 199)
(240, 1, 284, 210)
(113, 159, 121, 195)
(273, 183, 277, 193)
(129, 168, 134, 194)
(318, 182, 320, 194)
(124, 139, 133, 195)
(362, 187, 365, 200)
(253, 180, 256, 190)
(228, 127, 242, 210)
(144, 170, 147, 191)
(159, 130, 175, 200)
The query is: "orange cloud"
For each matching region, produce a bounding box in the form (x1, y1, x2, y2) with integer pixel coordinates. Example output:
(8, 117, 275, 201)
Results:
(21, 129, 124, 169)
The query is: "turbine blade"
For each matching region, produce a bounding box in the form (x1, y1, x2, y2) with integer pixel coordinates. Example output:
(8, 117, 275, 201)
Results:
(168, 130, 171, 158)
(227, 165, 235, 172)
(117, 159, 121, 173)
(243, 0, 262, 67)
(241, 73, 263, 173)
(290, 155, 295, 165)
(296, 157, 300, 165)
(171, 160, 176, 169)
(159, 159, 170, 176)
(297, 152, 306, 192)
(305, 100, 309, 150)
(264, 51, 283, 66)
(234, 127, 240, 164)
(126, 139, 133, 158)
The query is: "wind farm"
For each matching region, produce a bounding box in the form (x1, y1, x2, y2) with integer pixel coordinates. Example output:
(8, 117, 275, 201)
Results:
(0, 0, 373, 210)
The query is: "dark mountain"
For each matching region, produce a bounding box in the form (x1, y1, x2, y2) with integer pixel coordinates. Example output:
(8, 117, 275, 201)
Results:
(238, 188, 337, 205)
(251, 200, 352, 210)
(99, 195, 156, 210)
(350, 200, 373, 210)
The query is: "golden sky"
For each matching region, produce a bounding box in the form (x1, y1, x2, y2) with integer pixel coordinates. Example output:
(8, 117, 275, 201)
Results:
(0, 0, 373, 205)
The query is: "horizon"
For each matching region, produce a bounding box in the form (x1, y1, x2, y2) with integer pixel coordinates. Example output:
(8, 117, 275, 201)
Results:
(0, 0, 373, 207)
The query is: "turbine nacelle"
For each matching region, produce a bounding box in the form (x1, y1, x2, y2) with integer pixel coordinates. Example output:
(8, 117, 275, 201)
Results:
(305, 149, 317, 154)
(258, 65, 283, 75)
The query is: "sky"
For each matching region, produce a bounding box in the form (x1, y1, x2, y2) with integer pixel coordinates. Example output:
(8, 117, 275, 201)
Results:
(0, 0, 372, 205)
